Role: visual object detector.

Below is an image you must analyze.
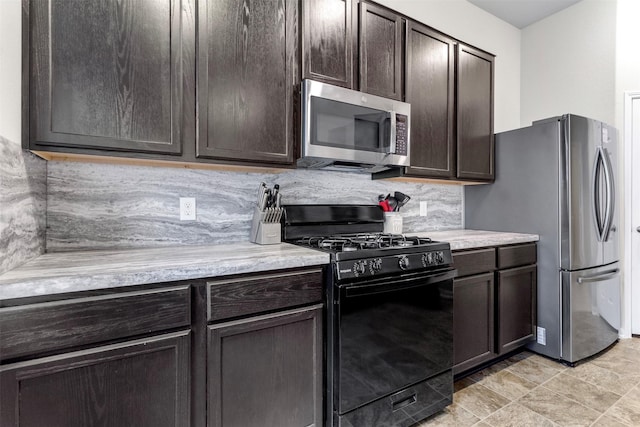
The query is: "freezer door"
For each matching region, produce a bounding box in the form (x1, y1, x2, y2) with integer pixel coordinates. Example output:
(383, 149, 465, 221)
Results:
(561, 263, 620, 363)
(560, 115, 604, 270)
(600, 122, 619, 265)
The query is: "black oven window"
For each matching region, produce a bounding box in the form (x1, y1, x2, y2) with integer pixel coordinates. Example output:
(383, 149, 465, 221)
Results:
(311, 97, 390, 153)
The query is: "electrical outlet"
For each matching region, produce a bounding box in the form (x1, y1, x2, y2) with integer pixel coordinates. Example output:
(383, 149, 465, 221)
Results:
(536, 326, 546, 345)
(180, 197, 196, 221)
(419, 201, 428, 217)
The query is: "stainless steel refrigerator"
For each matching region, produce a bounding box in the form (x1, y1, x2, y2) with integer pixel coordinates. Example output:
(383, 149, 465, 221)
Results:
(465, 114, 620, 363)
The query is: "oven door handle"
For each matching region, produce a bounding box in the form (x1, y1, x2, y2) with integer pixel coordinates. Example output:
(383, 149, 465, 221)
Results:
(344, 269, 457, 298)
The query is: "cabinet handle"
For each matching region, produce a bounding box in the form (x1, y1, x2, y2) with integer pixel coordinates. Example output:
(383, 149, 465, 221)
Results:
(392, 394, 417, 412)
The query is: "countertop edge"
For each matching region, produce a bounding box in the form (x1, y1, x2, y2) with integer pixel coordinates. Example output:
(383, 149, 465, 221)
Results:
(0, 230, 539, 301)
(0, 243, 330, 301)
(420, 229, 538, 251)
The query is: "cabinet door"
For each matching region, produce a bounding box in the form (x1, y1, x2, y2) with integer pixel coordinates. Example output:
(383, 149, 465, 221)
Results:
(197, 0, 297, 164)
(0, 331, 190, 427)
(497, 265, 537, 354)
(456, 44, 495, 181)
(358, 1, 403, 100)
(208, 305, 323, 427)
(302, 0, 355, 88)
(405, 21, 455, 178)
(453, 273, 496, 374)
(28, 0, 192, 155)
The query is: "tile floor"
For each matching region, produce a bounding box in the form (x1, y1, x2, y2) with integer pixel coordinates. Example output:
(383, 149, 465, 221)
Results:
(420, 337, 640, 426)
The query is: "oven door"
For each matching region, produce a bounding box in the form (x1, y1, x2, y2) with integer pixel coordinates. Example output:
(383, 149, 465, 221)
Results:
(335, 268, 455, 414)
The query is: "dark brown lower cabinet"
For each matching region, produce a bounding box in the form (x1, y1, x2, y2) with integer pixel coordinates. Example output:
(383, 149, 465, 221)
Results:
(452, 243, 537, 376)
(453, 273, 496, 374)
(497, 265, 537, 354)
(0, 331, 191, 427)
(0, 268, 324, 427)
(207, 304, 323, 427)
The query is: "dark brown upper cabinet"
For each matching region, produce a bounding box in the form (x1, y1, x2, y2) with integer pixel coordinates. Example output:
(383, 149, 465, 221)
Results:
(404, 22, 455, 178)
(196, 0, 298, 165)
(26, 0, 192, 155)
(302, 0, 356, 89)
(358, 1, 404, 101)
(370, 17, 494, 183)
(456, 43, 495, 181)
(24, 0, 494, 177)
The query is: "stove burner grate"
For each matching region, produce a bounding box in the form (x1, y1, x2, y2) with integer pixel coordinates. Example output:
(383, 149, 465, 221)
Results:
(295, 233, 432, 252)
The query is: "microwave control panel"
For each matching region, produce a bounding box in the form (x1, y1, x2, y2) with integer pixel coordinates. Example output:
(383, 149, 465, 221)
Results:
(395, 114, 408, 155)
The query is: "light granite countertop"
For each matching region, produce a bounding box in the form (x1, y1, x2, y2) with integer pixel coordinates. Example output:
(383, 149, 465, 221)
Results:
(423, 229, 539, 251)
(0, 230, 538, 301)
(0, 243, 329, 301)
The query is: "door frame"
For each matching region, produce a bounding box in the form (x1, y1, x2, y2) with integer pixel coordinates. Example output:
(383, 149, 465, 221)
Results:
(623, 91, 640, 337)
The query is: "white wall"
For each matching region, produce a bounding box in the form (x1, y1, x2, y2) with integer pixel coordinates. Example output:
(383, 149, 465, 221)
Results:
(377, 0, 522, 133)
(0, 0, 47, 274)
(0, 0, 22, 142)
(520, 0, 617, 126)
(615, 0, 640, 131)
(616, 0, 640, 337)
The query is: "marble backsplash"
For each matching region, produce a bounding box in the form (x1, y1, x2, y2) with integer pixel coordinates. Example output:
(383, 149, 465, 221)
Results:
(0, 136, 47, 274)
(46, 161, 463, 251)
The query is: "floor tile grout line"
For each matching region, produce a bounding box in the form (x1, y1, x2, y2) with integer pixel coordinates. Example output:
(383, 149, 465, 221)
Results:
(532, 384, 613, 419)
(599, 382, 640, 426)
(561, 365, 631, 398)
(482, 400, 561, 427)
(509, 360, 632, 417)
(450, 342, 640, 427)
(477, 371, 547, 403)
(454, 355, 569, 422)
(503, 362, 566, 382)
(451, 382, 501, 421)
(589, 410, 634, 427)
(457, 379, 554, 424)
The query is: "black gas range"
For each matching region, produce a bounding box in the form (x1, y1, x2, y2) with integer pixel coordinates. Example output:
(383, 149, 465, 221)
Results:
(283, 204, 452, 275)
(283, 205, 454, 427)
(292, 233, 452, 281)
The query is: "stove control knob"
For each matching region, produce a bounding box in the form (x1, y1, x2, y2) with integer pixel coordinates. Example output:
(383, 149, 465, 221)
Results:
(353, 260, 367, 276)
(436, 251, 444, 263)
(398, 255, 409, 270)
(370, 258, 383, 273)
(421, 252, 432, 267)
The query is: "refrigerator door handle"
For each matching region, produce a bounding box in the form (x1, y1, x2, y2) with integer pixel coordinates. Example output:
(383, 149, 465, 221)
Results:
(592, 148, 605, 241)
(576, 268, 620, 284)
(601, 147, 615, 241)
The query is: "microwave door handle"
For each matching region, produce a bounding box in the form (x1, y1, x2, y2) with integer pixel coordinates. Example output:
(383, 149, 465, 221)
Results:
(388, 111, 396, 154)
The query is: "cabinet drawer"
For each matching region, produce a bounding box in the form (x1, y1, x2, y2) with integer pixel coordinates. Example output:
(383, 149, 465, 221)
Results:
(452, 248, 495, 277)
(207, 269, 323, 322)
(0, 286, 191, 360)
(497, 243, 537, 269)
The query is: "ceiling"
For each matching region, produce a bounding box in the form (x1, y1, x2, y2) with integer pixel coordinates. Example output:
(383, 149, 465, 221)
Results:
(466, 0, 583, 28)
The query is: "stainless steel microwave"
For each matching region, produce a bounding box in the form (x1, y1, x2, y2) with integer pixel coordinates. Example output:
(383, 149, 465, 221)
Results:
(299, 79, 410, 172)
